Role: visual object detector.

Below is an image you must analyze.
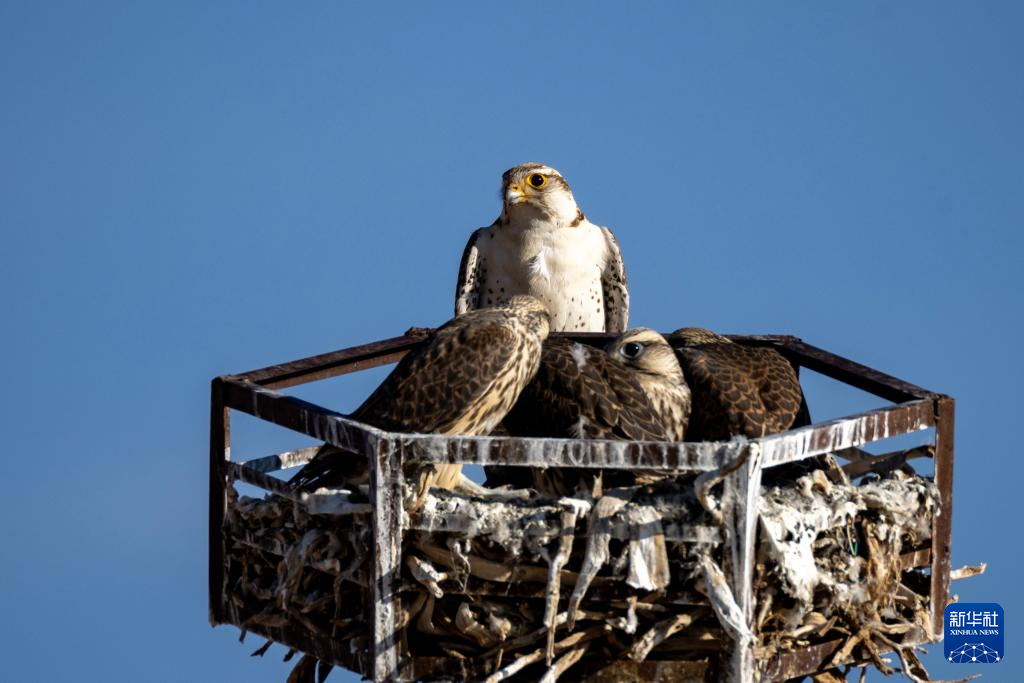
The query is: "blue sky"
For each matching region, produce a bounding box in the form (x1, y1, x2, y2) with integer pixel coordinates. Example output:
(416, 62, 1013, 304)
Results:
(2, 2, 1021, 681)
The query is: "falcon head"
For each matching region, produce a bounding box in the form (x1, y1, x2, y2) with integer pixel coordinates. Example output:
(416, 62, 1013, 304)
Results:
(606, 328, 685, 385)
(669, 327, 732, 347)
(500, 163, 582, 227)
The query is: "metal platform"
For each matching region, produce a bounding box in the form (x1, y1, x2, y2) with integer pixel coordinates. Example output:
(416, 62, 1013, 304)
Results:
(209, 331, 954, 682)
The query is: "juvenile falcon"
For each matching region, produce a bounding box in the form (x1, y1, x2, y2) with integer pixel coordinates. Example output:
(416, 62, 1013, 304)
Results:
(668, 327, 806, 442)
(455, 162, 629, 332)
(291, 296, 551, 506)
(499, 328, 691, 495)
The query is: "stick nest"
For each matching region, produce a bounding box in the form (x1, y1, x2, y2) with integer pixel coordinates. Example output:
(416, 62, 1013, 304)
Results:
(222, 465, 942, 682)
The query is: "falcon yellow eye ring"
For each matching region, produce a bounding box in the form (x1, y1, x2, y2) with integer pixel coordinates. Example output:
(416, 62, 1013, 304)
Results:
(620, 342, 644, 359)
(527, 173, 547, 189)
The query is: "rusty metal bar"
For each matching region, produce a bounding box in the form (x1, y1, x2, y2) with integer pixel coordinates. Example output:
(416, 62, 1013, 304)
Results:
(230, 330, 792, 390)
(370, 439, 403, 682)
(764, 638, 845, 681)
(398, 400, 936, 469)
(931, 396, 955, 638)
(237, 446, 320, 474)
(769, 337, 937, 403)
(234, 332, 430, 389)
(219, 376, 935, 473)
(765, 630, 937, 681)
(236, 330, 622, 388)
(758, 399, 935, 467)
(229, 328, 933, 406)
(396, 432, 735, 471)
(219, 377, 382, 452)
(226, 461, 302, 500)
(209, 378, 229, 625)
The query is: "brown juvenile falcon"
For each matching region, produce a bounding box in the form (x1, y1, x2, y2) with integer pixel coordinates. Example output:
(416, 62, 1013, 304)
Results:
(668, 327, 806, 442)
(498, 328, 691, 495)
(290, 296, 550, 506)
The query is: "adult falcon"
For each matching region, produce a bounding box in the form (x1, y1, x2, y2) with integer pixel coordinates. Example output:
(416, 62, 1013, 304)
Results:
(455, 163, 629, 332)
(290, 296, 550, 508)
(499, 328, 691, 496)
(668, 327, 807, 442)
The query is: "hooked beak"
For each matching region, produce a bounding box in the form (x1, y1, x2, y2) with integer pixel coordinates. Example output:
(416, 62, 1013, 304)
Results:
(506, 183, 526, 205)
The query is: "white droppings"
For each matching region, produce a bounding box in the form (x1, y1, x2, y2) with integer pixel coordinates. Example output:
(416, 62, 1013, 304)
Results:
(609, 441, 629, 468)
(760, 401, 933, 467)
(422, 435, 449, 462)
(759, 472, 939, 609)
(569, 342, 589, 369)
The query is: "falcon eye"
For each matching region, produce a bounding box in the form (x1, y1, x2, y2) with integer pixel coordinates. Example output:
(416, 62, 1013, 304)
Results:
(527, 173, 547, 188)
(620, 342, 644, 359)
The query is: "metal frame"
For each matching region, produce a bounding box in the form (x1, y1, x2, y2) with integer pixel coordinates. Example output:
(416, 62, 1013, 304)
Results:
(209, 332, 954, 682)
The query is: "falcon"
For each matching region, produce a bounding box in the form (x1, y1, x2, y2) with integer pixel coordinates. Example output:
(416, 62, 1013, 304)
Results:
(668, 327, 807, 442)
(455, 162, 629, 332)
(499, 328, 691, 495)
(290, 296, 551, 507)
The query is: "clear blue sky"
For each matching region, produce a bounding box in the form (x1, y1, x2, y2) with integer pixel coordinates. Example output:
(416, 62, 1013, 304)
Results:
(2, 2, 1021, 681)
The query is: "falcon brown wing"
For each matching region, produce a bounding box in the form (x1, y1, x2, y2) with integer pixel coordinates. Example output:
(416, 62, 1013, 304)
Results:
(675, 340, 803, 442)
(600, 227, 630, 333)
(291, 304, 543, 492)
(352, 315, 519, 434)
(502, 337, 667, 442)
(496, 337, 672, 496)
(748, 346, 805, 433)
(454, 228, 485, 315)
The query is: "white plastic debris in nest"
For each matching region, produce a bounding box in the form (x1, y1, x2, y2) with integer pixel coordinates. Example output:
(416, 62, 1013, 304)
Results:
(758, 470, 939, 607)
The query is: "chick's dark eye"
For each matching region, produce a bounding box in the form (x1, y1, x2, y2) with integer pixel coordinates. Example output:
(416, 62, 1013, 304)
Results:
(528, 173, 546, 188)
(621, 342, 643, 359)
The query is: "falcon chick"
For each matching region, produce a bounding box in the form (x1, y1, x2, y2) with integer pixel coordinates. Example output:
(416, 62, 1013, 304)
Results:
(455, 162, 629, 332)
(500, 328, 691, 496)
(291, 296, 550, 507)
(669, 327, 806, 442)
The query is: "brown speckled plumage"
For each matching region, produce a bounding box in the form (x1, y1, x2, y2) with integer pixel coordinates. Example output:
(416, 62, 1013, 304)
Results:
(669, 327, 804, 442)
(291, 297, 550, 501)
(499, 328, 690, 496)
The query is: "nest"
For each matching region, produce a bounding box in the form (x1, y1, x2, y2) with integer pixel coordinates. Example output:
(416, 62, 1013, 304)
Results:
(223, 455, 951, 682)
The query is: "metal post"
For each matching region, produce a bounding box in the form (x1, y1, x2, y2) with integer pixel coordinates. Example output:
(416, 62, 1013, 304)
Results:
(209, 377, 230, 624)
(370, 437, 403, 682)
(722, 443, 763, 682)
(930, 397, 955, 638)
